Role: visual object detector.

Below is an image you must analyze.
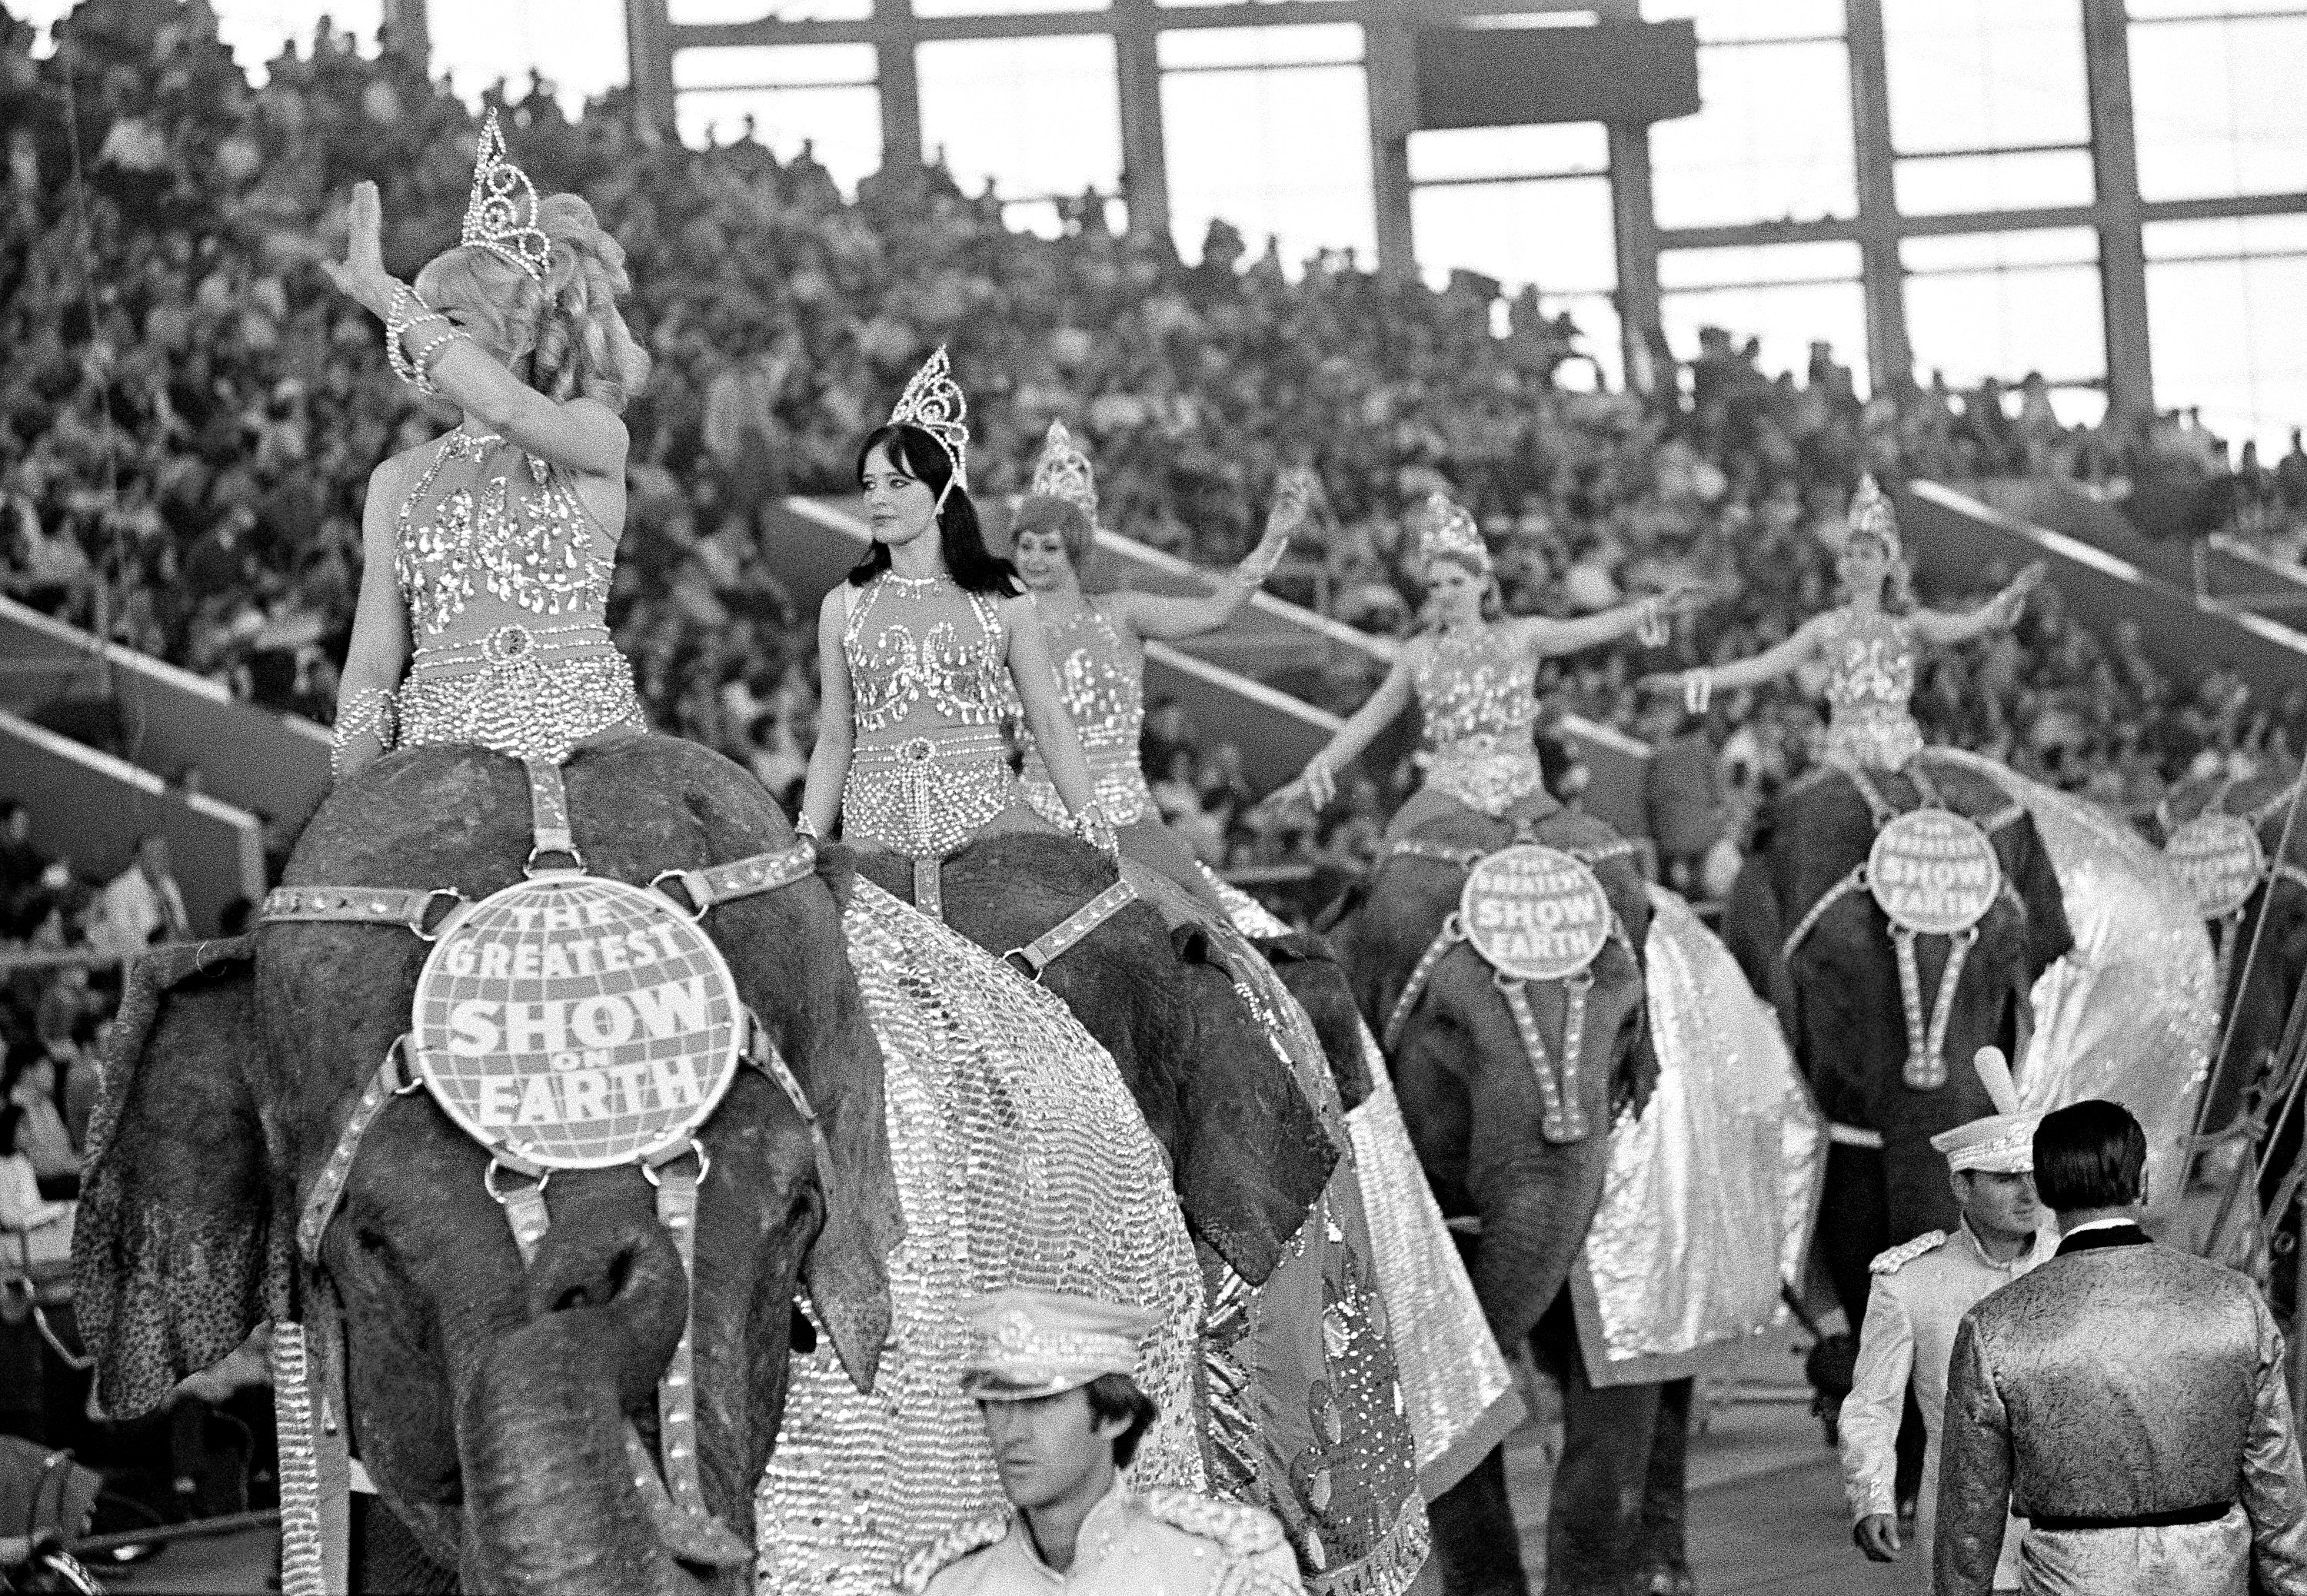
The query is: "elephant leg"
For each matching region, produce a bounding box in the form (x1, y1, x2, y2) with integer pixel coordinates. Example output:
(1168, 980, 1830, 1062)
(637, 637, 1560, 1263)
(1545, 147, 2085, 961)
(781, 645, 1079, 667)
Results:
(1536, 1295, 1661, 1596)
(351, 1497, 458, 1594)
(1426, 1445, 1530, 1596)
(1819, 1142, 1890, 1332)
(1634, 1378, 1693, 1591)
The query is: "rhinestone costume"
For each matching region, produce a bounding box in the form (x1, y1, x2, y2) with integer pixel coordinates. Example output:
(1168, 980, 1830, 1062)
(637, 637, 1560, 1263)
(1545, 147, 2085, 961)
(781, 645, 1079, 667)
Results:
(1020, 601, 1159, 828)
(1209, 873, 1519, 1503)
(1409, 626, 1548, 818)
(841, 575, 1017, 858)
(1818, 608, 1922, 772)
(758, 881, 1205, 1594)
(391, 431, 641, 763)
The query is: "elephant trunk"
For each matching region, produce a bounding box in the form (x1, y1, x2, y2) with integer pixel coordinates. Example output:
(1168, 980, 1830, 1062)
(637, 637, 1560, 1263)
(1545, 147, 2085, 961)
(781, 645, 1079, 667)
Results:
(457, 1310, 736, 1596)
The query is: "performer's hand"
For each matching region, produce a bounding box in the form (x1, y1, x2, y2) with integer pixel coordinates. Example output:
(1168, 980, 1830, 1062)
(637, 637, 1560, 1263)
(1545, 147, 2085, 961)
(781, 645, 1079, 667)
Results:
(2001, 560, 2049, 614)
(323, 181, 399, 319)
(1263, 470, 1316, 544)
(1302, 759, 1338, 811)
(1661, 581, 1716, 618)
(1852, 1514, 1902, 1562)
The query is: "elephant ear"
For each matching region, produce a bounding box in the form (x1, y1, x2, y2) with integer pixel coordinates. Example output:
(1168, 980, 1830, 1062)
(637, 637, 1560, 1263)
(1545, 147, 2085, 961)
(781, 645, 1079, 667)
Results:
(1253, 932, 1373, 1110)
(75, 938, 289, 1420)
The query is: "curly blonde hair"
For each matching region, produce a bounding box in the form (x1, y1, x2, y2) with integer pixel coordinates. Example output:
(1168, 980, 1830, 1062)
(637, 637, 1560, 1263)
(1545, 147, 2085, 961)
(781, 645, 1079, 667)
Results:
(414, 193, 651, 412)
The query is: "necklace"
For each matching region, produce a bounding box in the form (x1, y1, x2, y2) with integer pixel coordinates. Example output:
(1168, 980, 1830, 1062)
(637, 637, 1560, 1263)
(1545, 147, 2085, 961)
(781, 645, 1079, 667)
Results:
(880, 569, 950, 595)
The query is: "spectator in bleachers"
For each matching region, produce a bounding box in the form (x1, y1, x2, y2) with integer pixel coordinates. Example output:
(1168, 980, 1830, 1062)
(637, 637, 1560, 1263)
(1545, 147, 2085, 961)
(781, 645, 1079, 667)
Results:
(3, 1048, 77, 1199)
(93, 830, 189, 954)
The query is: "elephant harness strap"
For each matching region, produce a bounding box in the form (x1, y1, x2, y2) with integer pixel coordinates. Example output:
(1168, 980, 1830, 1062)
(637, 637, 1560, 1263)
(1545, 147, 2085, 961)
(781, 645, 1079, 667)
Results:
(255, 757, 828, 1596)
(1777, 759, 2027, 1092)
(999, 876, 1140, 982)
(1380, 833, 1638, 1145)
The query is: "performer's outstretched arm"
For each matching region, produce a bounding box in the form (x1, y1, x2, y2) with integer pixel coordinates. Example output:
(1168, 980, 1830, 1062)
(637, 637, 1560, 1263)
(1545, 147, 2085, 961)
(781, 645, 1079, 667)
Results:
(1523, 584, 1709, 660)
(325, 181, 629, 480)
(1270, 656, 1416, 812)
(797, 590, 855, 839)
(1639, 613, 1826, 703)
(1909, 563, 2046, 649)
(1107, 474, 1309, 642)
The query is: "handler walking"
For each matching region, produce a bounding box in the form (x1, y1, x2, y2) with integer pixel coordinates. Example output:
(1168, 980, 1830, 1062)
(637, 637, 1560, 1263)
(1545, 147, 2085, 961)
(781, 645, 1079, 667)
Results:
(1935, 1099, 2307, 1595)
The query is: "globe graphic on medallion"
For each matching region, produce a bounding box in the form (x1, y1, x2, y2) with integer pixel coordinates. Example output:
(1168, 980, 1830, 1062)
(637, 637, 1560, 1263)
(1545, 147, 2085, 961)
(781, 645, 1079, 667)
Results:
(411, 874, 744, 1169)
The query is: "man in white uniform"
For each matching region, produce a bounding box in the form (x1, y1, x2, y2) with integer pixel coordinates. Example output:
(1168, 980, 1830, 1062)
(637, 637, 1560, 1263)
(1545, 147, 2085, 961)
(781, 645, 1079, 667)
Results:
(1840, 1047, 2054, 1591)
(896, 1288, 1303, 1595)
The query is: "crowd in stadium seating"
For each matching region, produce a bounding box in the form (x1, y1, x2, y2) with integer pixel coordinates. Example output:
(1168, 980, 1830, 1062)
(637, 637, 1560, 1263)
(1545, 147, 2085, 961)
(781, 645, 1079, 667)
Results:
(3, 0, 2303, 911)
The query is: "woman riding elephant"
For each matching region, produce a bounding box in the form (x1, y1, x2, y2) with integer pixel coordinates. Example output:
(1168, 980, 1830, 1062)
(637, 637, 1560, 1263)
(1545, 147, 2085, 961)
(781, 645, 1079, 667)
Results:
(1645, 479, 2211, 1331)
(1263, 493, 1766, 1596)
(1009, 424, 1520, 1476)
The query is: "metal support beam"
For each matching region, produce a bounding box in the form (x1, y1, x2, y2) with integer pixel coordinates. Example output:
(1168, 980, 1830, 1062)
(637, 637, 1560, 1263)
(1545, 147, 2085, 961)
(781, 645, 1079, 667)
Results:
(1844, 0, 1912, 393)
(624, 0, 677, 144)
(1363, 6, 1417, 280)
(1112, 0, 1171, 243)
(874, 0, 924, 169)
(1606, 121, 1663, 391)
(2081, 0, 2155, 422)
(379, 0, 429, 66)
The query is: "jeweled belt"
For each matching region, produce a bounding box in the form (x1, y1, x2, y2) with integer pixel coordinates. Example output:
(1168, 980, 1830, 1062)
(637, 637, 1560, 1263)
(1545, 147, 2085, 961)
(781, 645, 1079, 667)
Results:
(852, 727, 1009, 767)
(409, 620, 619, 678)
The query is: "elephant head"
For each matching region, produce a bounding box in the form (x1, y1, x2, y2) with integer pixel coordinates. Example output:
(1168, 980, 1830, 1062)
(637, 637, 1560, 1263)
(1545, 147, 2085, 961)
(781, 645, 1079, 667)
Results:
(1330, 808, 1656, 1348)
(2162, 772, 2307, 1142)
(857, 833, 1339, 1288)
(75, 735, 901, 1596)
(1764, 760, 2072, 1252)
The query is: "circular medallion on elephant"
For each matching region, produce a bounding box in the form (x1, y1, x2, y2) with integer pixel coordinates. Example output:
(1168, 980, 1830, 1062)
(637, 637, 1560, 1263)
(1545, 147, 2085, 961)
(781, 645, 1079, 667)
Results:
(1867, 810, 2001, 937)
(1460, 844, 1613, 983)
(2164, 813, 2265, 920)
(410, 875, 744, 1169)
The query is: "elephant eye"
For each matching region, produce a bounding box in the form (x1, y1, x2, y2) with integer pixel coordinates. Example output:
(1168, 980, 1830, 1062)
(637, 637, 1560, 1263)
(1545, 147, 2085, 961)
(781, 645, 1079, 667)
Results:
(353, 1225, 391, 1256)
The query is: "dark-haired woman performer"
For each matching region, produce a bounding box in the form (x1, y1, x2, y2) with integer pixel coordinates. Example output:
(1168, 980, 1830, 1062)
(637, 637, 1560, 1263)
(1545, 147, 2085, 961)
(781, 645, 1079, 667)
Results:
(797, 352, 1114, 913)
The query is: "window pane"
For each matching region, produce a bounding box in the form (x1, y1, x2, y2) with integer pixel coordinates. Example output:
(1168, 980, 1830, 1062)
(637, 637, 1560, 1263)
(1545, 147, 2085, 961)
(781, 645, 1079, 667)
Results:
(1652, 41, 1856, 228)
(1158, 24, 1363, 68)
(428, 0, 629, 102)
(1162, 54, 1374, 268)
(1643, 0, 1844, 44)
(2146, 220, 2307, 459)
(1660, 239, 1863, 290)
(1881, 0, 2089, 155)
(672, 0, 869, 21)
(673, 42, 876, 89)
(1408, 125, 1608, 185)
(1893, 149, 2096, 214)
(919, 37, 1121, 204)
(914, 0, 1100, 17)
(1553, 292, 1626, 394)
(2130, 14, 2307, 201)
(1662, 280, 1868, 389)
(1413, 175, 1616, 295)
(2129, 0, 2304, 16)
(1903, 231, 2105, 390)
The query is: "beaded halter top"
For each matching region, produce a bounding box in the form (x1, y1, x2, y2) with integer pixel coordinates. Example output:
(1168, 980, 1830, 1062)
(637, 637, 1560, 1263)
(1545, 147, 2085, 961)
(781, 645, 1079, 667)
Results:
(1409, 624, 1548, 818)
(394, 431, 614, 643)
(839, 573, 1017, 859)
(1020, 600, 1158, 828)
(1817, 607, 1923, 771)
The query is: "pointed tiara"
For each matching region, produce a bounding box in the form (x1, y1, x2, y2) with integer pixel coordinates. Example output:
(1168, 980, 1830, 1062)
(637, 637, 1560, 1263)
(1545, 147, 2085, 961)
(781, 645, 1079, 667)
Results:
(1410, 491, 1489, 580)
(1848, 474, 1902, 562)
(889, 346, 970, 489)
(1030, 421, 1097, 521)
(461, 110, 552, 285)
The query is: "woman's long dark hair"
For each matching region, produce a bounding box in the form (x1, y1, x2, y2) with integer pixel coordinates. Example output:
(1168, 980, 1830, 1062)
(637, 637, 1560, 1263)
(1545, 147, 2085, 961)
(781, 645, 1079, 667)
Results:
(849, 424, 1020, 597)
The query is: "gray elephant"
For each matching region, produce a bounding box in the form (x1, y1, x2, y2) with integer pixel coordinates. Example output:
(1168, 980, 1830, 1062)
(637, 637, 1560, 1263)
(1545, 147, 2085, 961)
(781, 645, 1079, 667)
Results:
(74, 736, 902, 1596)
(1326, 805, 1663, 1595)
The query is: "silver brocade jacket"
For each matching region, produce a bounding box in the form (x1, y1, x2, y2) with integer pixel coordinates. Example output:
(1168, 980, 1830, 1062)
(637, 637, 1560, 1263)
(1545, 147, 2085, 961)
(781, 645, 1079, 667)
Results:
(1934, 1233, 2307, 1596)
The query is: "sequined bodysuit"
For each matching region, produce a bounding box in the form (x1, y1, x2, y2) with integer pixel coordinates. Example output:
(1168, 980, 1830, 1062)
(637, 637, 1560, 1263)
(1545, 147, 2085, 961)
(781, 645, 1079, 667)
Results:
(841, 574, 1017, 859)
(392, 430, 642, 763)
(1818, 608, 1923, 771)
(1020, 601, 1159, 828)
(1409, 624, 1552, 819)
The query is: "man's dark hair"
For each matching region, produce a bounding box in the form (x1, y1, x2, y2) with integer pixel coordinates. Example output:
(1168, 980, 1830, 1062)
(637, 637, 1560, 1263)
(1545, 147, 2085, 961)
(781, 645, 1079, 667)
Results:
(2032, 1099, 2147, 1212)
(1083, 1373, 1158, 1469)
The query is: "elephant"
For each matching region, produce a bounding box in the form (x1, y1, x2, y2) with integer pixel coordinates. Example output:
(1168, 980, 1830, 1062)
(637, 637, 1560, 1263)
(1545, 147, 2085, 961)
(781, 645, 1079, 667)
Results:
(858, 834, 1432, 1588)
(1728, 754, 2071, 1330)
(2159, 770, 2307, 1149)
(1324, 803, 1665, 1596)
(74, 735, 903, 1596)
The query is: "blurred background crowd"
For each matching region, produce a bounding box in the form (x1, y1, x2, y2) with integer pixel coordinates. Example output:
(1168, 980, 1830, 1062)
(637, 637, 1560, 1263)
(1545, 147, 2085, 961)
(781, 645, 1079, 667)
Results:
(4, 0, 2305, 989)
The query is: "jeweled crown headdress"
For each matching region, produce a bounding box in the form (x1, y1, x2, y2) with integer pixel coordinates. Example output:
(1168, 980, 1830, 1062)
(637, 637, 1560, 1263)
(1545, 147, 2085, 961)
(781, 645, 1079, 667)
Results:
(889, 346, 970, 490)
(461, 110, 552, 285)
(1030, 421, 1097, 522)
(1410, 491, 1490, 581)
(1847, 474, 1902, 563)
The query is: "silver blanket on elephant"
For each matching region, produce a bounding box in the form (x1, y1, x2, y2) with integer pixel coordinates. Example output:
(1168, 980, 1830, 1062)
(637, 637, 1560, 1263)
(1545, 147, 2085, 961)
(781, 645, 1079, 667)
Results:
(1208, 874, 1520, 1498)
(1575, 886, 1826, 1385)
(757, 880, 1205, 1594)
(1939, 751, 2219, 1237)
